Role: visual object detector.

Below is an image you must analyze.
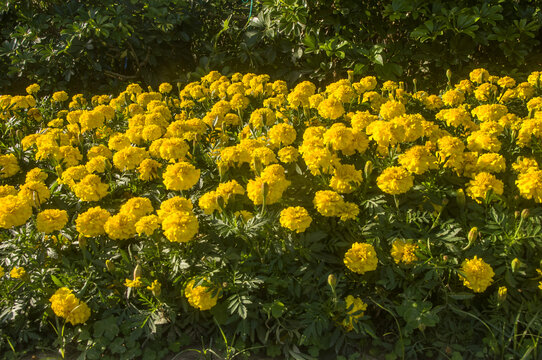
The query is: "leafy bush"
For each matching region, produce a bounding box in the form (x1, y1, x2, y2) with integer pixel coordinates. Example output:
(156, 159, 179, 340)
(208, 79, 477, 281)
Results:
(205, 0, 542, 85)
(1, 68, 542, 359)
(2, 1, 541, 93)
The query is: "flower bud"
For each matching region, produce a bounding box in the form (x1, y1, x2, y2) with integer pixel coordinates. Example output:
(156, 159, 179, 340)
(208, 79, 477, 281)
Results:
(443, 255, 448, 261)
(511, 258, 521, 272)
(347, 70, 354, 83)
(468, 227, 478, 244)
(497, 286, 507, 302)
(456, 189, 465, 207)
(133, 264, 142, 279)
(105, 259, 115, 272)
(364, 160, 373, 178)
(327, 274, 337, 289)
(446, 69, 452, 83)
(515, 211, 520, 219)
(521, 209, 530, 219)
(413, 78, 418, 92)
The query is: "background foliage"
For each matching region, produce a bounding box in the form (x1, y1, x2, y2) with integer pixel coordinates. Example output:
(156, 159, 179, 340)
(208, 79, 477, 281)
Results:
(1, 0, 542, 93)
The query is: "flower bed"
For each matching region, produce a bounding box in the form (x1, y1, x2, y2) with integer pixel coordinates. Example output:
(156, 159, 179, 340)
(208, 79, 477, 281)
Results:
(1, 69, 542, 359)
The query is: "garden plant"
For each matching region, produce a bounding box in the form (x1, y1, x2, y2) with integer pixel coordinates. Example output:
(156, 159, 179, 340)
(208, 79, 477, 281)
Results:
(1, 69, 542, 359)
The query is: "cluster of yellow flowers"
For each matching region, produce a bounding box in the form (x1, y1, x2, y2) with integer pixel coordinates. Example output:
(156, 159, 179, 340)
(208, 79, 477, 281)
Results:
(1, 67, 542, 328)
(49, 287, 91, 325)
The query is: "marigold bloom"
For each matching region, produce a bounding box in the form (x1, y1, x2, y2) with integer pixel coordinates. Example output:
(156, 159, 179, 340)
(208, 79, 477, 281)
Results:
(344, 242, 378, 274)
(49, 287, 91, 325)
(0, 195, 32, 229)
(135, 215, 160, 236)
(398, 146, 438, 175)
(161, 211, 198, 243)
(76, 207, 110, 237)
(163, 162, 200, 191)
(280, 206, 312, 233)
(36, 209, 68, 234)
(459, 256, 494, 293)
(0, 154, 20, 178)
(10, 267, 26, 279)
(390, 239, 418, 264)
(342, 295, 368, 331)
(125, 277, 143, 288)
(376, 167, 414, 195)
(72, 174, 109, 202)
(104, 213, 137, 240)
(466, 172, 503, 203)
(516, 170, 542, 203)
(185, 279, 219, 310)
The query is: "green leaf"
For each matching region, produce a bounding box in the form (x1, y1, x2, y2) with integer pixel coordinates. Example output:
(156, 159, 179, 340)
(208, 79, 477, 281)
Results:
(50, 274, 63, 287)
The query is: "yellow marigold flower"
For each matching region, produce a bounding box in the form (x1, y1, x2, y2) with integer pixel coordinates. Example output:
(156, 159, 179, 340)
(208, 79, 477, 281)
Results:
(137, 159, 161, 181)
(163, 162, 200, 191)
(49, 287, 91, 325)
(516, 82, 535, 100)
(317, 97, 345, 120)
(85, 156, 109, 174)
(472, 104, 508, 122)
(313, 190, 359, 221)
(125, 277, 143, 288)
(441, 89, 465, 107)
(10, 267, 26, 279)
(246, 164, 290, 205)
(280, 206, 312, 233)
(342, 295, 368, 331)
(323, 123, 368, 156)
(287, 81, 316, 108)
(469, 68, 490, 84)
(0, 195, 32, 229)
(88, 145, 113, 160)
(0, 185, 17, 198)
(497, 76, 516, 88)
(113, 146, 148, 171)
(0, 265, 4, 277)
(26, 168, 48, 183)
(0, 153, 20, 178)
(376, 167, 414, 195)
(277, 146, 299, 163)
(199, 181, 244, 215)
(365, 120, 404, 149)
(436, 107, 472, 128)
(392, 114, 425, 142)
(516, 170, 542, 203)
(249, 108, 276, 128)
(398, 145, 437, 175)
(527, 97, 542, 113)
(36, 209, 68, 234)
(268, 123, 297, 147)
(159, 138, 189, 161)
(476, 153, 506, 174)
(72, 174, 108, 202)
(466, 130, 501, 153)
(185, 279, 219, 311)
(19, 181, 50, 207)
(474, 83, 498, 102)
(344, 242, 378, 274)
(379, 100, 405, 121)
(466, 172, 503, 203)
(161, 211, 198, 243)
(135, 215, 160, 236)
(52, 91, 69, 102)
(350, 111, 378, 132)
(512, 157, 538, 174)
(76, 207, 110, 237)
(147, 280, 161, 296)
(79, 110, 105, 133)
(423, 95, 444, 111)
(108, 133, 131, 151)
(59, 146, 83, 167)
(26, 83, 40, 95)
(104, 213, 137, 240)
(157, 196, 193, 221)
(330, 163, 363, 194)
(159, 82, 173, 93)
(141, 125, 163, 142)
(119, 197, 154, 219)
(459, 256, 494, 293)
(391, 239, 418, 264)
